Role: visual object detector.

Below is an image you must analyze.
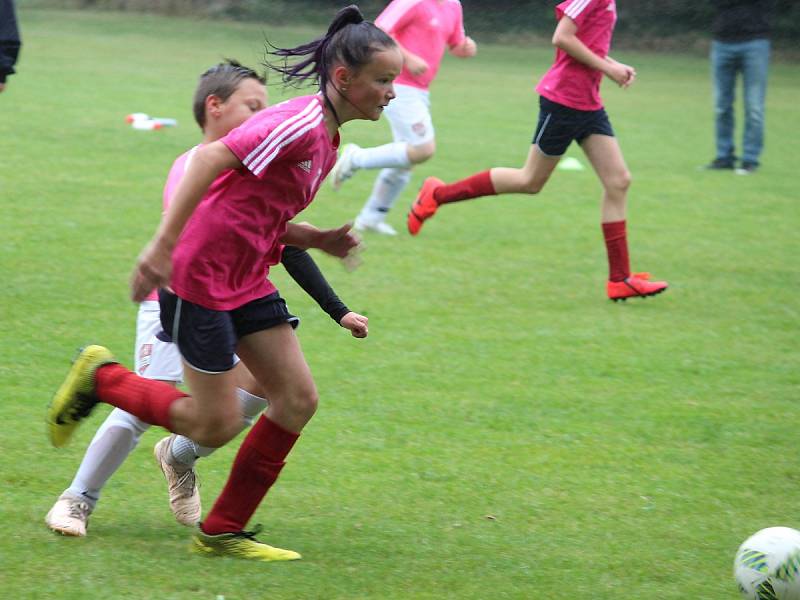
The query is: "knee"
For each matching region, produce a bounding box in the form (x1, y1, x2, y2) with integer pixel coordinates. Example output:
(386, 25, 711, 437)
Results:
(519, 175, 545, 195)
(745, 106, 765, 125)
(409, 142, 435, 165)
(291, 385, 319, 420)
(607, 170, 632, 196)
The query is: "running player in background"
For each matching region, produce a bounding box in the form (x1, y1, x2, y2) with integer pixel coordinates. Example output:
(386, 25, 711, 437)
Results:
(407, 0, 668, 302)
(47, 5, 400, 561)
(328, 0, 476, 235)
(44, 60, 369, 537)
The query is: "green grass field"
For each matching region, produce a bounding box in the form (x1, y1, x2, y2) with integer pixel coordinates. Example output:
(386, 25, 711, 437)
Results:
(1, 8, 798, 599)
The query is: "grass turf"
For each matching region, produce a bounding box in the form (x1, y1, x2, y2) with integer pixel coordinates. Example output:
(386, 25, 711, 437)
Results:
(1, 8, 798, 599)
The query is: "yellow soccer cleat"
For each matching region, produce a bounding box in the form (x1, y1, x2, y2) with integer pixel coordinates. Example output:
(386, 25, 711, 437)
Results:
(47, 345, 116, 448)
(191, 524, 301, 562)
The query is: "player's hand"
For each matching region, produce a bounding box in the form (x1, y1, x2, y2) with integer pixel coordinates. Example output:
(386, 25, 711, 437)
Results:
(404, 53, 429, 76)
(605, 59, 636, 88)
(340, 312, 369, 338)
(313, 222, 361, 259)
(130, 238, 172, 302)
(453, 37, 477, 57)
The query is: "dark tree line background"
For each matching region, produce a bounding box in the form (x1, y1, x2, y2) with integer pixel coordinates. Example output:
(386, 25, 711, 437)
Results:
(22, 0, 800, 49)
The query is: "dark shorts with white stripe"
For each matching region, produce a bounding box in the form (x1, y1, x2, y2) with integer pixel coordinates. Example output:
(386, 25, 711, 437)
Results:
(158, 289, 299, 373)
(532, 96, 615, 157)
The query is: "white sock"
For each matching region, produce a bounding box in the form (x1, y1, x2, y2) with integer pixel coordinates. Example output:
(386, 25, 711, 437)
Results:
(169, 435, 200, 467)
(351, 142, 411, 170)
(169, 387, 269, 467)
(67, 408, 150, 506)
(359, 168, 413, 220)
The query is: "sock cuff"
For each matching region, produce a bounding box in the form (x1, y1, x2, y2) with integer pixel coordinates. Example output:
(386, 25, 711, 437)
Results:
(250, 416, 300, 462)
(602, 220, 627, 239)
(237, 387, 268, 419)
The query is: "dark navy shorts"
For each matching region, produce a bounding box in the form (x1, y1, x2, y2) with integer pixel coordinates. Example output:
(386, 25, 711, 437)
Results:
(532, 96, 615, 157)
(158, 289, 299, 374)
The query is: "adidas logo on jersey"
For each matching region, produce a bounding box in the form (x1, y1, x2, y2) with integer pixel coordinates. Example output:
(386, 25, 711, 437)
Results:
(297, 159, 312, 173)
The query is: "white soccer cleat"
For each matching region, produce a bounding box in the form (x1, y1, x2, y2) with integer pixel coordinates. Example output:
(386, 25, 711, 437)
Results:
(45, 492, 92, 537)
(354, 214, 397, 236)
(154, 435, 201, 526)
(330, 143, 360, 191)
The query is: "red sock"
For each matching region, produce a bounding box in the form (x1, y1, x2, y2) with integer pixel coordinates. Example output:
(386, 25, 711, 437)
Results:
(201, 416, 300, 535)
(434, 170, 496, 205)
(602, 220, 631, 282)
(95, 363, 186, 429)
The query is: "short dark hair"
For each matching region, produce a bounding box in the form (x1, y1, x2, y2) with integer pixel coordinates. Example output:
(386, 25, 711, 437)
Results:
(192, 59, 266, 129)
(264, 5, 396, 91)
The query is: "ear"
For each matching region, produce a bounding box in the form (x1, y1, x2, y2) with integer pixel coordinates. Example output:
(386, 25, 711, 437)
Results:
(205, 94, 223, 120)
(331, 65, 352, 90)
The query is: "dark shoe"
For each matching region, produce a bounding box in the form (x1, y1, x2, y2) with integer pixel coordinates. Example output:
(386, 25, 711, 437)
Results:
(704, 158, 735, 170)
(736, 161, 758, 175)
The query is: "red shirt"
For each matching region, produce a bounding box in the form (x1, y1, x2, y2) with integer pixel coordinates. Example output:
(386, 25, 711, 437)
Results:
(535, 0, 617, 111)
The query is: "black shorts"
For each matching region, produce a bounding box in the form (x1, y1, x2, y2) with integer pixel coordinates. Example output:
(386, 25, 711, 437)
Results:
(532, 96, 615, 157)
(158, 289, 299, 374)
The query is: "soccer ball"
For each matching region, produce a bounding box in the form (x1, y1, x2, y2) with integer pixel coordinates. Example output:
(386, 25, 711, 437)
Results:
(735, 527, 800, 599)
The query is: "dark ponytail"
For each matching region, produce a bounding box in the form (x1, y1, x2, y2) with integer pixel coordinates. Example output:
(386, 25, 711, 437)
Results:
(264, 4, 396, 91)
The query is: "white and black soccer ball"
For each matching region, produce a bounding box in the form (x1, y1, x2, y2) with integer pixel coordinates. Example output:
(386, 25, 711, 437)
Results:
(735, 527, 800, 600)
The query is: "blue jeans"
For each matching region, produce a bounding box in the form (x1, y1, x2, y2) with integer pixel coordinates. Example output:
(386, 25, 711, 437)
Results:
(711, 38, 770, 165)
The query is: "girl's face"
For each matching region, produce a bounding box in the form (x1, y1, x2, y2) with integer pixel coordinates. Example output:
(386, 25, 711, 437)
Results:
(217, 77, 268, 133)
(344, 47, 403, 121)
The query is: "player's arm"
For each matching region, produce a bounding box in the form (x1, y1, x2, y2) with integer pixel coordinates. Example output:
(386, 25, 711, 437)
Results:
(449, 36, 477, 58)
(280, 246, 368, 338)
(281, 221, 360, 259)
(131, 141, 240, 301)
(551, 16, 635, 87)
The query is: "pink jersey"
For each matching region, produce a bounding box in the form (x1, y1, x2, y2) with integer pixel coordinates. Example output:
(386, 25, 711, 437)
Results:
(376, 0, 466, 91)
(535, 0, 617, 111)
(169, 95, 338, 311)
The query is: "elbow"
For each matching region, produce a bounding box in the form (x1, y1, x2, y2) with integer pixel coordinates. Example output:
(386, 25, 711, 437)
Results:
(551, 33, 565, 49)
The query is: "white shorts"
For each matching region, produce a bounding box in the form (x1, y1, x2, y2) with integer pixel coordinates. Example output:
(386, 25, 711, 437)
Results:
(135, 301, 183, 382)
(384, 84, 435, 146)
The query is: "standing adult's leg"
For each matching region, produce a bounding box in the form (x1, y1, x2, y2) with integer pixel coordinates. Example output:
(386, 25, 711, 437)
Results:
(740, 38, 770, 167)
(712, 40, 739, 163)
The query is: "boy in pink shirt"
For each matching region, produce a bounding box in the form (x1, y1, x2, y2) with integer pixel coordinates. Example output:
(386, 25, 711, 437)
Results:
(329, 0, 477, 235)
(408, 0, 668, 301)
(48, 7, 402, 561)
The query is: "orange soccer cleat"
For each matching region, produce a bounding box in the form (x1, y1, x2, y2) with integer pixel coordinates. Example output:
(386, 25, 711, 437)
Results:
(407, 177, 444, 236)
(607, 274, 668, 301)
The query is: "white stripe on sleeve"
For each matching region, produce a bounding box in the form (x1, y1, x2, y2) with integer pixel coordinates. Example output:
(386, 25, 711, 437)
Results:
(242, 99, 320, 168)
(565, 0, 592, 19)
(251, 113, 325, 176)
(246, 103, 323, 176)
